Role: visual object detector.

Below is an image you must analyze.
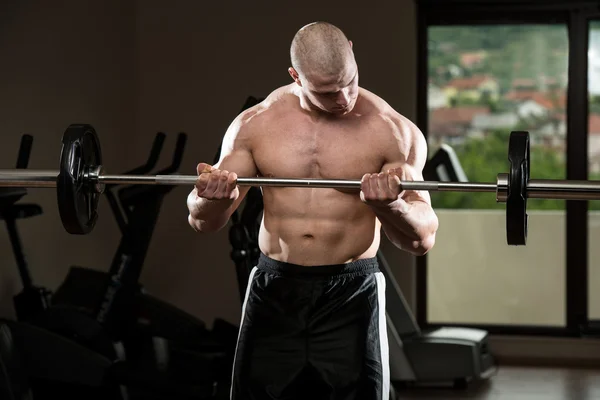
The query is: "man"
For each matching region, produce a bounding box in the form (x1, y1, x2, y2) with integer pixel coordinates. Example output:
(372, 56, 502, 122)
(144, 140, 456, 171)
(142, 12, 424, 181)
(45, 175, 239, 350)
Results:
(187, 21, 438, 400)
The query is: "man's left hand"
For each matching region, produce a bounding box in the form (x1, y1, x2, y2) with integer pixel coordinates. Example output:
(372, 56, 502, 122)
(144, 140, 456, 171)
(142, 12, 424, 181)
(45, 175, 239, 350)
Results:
(360, 167, 409, 211)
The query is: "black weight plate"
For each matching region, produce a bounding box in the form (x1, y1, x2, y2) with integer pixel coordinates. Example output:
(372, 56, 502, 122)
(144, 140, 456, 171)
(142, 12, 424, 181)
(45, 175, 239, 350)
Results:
(506, 131, 530, 245)
(57, 124, 102, 234)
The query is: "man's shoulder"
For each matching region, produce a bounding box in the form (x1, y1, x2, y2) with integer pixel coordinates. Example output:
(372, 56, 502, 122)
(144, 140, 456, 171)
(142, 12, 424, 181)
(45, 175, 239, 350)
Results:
(357, 88, 426, 159)
(358, 88, 420, 137)
(225, 84, 297, 145)
(236, 84, 297, 127)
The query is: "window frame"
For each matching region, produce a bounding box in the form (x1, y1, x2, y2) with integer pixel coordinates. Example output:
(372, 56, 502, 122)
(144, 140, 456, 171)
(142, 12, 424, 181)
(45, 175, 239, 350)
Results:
(416, 0, 600, 337)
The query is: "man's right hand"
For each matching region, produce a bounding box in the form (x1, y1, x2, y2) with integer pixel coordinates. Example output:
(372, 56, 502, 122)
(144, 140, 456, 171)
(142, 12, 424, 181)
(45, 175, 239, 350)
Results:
(195, 162, 240, 201)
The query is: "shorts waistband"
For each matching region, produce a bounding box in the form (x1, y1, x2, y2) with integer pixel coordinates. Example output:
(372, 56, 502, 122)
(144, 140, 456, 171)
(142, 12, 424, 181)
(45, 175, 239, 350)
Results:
(257, 252, 380, 278)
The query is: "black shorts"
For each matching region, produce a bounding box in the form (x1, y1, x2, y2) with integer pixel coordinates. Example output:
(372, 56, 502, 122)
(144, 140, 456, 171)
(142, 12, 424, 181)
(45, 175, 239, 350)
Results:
(230, 253, 389, 400)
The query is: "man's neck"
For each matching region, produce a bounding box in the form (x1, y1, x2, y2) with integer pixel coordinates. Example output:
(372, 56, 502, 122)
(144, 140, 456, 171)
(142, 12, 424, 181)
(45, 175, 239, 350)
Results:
(295, 89, 322, 115)
(294, 89, 340, 121)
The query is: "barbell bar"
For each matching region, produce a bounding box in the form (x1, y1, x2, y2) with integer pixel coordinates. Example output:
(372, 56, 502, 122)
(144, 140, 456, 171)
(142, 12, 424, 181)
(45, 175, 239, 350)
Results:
(1, 170, 599, 199)
(0, 170, 495, 190)
(0, 124, 597, 245)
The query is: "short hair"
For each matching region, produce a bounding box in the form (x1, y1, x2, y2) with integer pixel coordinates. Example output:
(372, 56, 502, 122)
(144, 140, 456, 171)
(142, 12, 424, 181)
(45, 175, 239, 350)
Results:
(290, 22, 353, 78)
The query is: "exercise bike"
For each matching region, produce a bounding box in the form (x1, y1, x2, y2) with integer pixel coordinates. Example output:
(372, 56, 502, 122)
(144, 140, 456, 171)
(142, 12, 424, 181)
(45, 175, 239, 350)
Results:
(0, 134, 123, 400)
(50, 130, 236, 398)
(4, 132, 222, 399)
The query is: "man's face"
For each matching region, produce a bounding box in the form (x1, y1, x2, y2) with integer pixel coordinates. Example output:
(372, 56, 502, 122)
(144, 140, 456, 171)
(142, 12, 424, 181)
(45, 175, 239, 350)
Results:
(300, 64, 359, 116)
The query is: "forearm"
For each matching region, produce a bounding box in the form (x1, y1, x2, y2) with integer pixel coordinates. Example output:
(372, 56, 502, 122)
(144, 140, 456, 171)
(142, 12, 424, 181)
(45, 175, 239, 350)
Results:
(374, 200, 438, 255)
(187, 194, 234, 232)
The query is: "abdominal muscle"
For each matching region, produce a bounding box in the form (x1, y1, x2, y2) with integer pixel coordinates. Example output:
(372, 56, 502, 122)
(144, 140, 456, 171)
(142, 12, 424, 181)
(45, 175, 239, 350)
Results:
(257, 187, 381, 266)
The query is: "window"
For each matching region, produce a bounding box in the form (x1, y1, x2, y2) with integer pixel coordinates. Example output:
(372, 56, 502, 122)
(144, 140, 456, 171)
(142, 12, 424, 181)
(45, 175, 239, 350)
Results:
(588, 20, 600, 323)
(425, 24, 568, 327)
(417, 0, 600, 336)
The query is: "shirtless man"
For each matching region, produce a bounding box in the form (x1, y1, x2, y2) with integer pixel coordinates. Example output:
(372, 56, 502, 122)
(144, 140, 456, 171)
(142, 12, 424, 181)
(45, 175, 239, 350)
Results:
(187, 21, 438, 400)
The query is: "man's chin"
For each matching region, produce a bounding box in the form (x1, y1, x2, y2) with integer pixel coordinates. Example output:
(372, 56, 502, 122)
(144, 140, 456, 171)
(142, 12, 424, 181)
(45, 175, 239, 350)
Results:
(329, 106, 352, 115)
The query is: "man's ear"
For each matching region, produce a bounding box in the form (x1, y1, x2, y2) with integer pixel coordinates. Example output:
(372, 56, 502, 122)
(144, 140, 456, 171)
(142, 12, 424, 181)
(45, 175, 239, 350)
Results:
(288, 67, 302, 86)
(349, 40, 353, 49)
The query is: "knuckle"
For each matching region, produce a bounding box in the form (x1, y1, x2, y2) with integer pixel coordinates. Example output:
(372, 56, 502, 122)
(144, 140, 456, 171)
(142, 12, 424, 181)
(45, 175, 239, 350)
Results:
(197, 178, 208, 187)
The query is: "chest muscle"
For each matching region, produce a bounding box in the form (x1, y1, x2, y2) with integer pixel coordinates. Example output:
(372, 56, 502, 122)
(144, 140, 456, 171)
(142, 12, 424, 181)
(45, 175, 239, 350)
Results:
(253, 118, 384, 180)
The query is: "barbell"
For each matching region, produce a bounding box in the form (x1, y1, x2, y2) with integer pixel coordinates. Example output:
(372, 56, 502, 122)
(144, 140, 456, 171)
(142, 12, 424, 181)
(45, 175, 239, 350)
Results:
(0, 123, 598, 245)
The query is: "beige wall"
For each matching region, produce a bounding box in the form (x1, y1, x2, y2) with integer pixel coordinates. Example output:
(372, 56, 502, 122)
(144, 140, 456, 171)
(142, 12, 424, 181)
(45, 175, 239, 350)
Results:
(428, 209, 600, 324)
(428, 210, 567, 326)
(134, 0, 419, 326)
(0, 0, 419, 327)
(0, 1, 136, 316)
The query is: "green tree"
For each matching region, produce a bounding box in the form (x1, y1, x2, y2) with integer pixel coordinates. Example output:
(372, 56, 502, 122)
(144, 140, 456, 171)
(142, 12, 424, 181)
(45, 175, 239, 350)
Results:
(428, 25, 569, 93)
(431, 130, 567, 211)
(590, 96, 600, 114)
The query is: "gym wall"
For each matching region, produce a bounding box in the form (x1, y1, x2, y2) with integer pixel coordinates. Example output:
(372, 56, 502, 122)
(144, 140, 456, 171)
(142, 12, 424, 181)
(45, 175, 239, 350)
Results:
(134, 0, 419, 326)
(0, 0, 418, 326)
(0, 1, 137, 317)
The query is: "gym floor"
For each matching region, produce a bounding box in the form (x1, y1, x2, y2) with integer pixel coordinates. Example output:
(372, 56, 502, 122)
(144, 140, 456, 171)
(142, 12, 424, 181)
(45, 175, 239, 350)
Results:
(397, 366, 600, 399)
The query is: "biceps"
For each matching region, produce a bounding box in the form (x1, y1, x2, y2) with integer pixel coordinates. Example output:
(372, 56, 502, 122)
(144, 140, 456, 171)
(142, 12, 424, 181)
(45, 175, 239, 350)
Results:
(214, 148, 258, 178)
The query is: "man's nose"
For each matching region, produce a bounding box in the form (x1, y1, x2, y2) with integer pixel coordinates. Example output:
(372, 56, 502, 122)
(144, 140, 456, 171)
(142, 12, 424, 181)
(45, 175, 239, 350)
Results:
(336, 91, 349, 106)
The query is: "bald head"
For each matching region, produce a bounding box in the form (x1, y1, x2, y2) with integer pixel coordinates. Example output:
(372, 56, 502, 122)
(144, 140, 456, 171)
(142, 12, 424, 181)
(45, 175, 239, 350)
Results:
(290, 22, 355, 80)
(289, 22, 360, 115)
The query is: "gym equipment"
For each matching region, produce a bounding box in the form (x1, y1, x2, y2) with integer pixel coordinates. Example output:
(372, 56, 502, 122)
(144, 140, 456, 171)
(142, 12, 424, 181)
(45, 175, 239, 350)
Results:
(225, 143, 495, 393)
(0, 317, 221, 400)
(0, 126, 599, 245)
(49, 131, 235, 397)
(0, 318, 123, 400)
(0, 135, 52, 322)
(3, 133, 227, 399)
(379, 250, 495, 390)
(423, 143, 468, 183)
(0, 139, 122, 399)
(386, 145, 495, 389)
